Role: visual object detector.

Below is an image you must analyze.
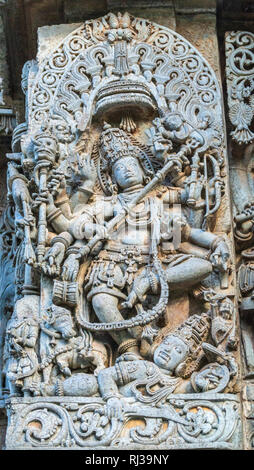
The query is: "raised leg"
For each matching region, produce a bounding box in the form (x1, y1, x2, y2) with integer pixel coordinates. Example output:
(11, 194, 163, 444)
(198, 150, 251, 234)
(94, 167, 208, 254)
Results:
(124, 257, 213, 308)
(165, 258, 213, 287)
(92, 293, 140, 349)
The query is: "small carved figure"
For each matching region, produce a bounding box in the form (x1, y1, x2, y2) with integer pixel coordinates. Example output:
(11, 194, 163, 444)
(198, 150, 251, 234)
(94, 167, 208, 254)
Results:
(4, 296, 40, 396)
(40, 304, 110, 383)
(148, 110, 204, 159)
(34, 313, 233, 420)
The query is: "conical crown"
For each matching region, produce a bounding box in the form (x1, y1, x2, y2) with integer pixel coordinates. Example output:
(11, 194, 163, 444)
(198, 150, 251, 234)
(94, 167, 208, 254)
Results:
(171, 313, 210, 355)
(152, 313, 211, 378)
(99, 123, 138, 167)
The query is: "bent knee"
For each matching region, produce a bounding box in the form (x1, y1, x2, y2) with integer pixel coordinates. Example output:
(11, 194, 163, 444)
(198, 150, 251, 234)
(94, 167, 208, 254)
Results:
(92, 293, 117, 311)
(197, 258, 213, 276)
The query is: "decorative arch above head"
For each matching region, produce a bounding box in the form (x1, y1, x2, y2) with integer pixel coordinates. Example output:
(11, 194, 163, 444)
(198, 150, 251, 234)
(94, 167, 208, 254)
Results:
(26, 11, 223, 145)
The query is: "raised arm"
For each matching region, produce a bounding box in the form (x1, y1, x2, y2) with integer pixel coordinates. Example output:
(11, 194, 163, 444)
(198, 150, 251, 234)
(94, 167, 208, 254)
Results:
(70, 153, 97, 212)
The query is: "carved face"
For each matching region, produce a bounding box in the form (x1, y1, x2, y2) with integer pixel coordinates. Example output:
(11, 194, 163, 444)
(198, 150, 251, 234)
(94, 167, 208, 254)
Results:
(113, 156, 144, 189)
(219, 301, 233, 320)
(54, 121, 74, 143)
(33, 135, 57, 162)
(50, 307, 75, 339)
(164, 115, 183, 131)
(153, 335, 189, 372)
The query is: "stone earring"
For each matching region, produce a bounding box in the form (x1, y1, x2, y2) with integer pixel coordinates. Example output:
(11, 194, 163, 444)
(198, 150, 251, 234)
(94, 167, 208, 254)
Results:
(175, 361, 187, 378)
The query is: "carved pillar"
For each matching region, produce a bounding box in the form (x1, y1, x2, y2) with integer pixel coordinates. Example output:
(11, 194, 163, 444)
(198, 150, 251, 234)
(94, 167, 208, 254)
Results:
(225, 30, 254, 450)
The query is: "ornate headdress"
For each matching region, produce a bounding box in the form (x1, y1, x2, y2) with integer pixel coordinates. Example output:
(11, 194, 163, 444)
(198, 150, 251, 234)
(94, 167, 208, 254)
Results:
(152, 313, 211, 379)
(32, 122, 58, 146)
(31, 122, 58, 168)
(97, 123, 155, 195)
(99, 123, 136, 166)
(219, 297, 234, 319)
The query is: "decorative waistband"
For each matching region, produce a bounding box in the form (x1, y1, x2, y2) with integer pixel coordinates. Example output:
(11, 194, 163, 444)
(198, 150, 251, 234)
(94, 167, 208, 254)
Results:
(104, 242, 150, 255)
(98, 250, 150, 264)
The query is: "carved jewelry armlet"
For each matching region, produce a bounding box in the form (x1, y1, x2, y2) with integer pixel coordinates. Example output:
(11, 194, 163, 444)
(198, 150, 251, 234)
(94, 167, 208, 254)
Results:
(50, 231, 74, 250)
(205, 236, 225, 261)
(55, 197, 70, 207)
(47, 208, 62, 224)
(66, 245, 83, 256)
(210, 236, 225, 252)
(102, 392, 122, 401)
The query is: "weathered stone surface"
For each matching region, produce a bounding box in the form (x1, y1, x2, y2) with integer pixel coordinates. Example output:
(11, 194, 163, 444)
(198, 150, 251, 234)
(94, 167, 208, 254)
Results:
(225, 31, 254, 145)
(0, 9, 242, 450)
(5, 394, 241, 449)
(176, 13, 220, 78)
(225, 29, 254, 450)
(37, 24, 83, 63)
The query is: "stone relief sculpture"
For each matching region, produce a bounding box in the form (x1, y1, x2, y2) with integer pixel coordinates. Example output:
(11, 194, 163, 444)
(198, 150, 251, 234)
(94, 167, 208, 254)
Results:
(226, 31, 254, 145)
(226, 30, 254, 449)
(225, 32, 254, 372)
(1, 13, 241, 449)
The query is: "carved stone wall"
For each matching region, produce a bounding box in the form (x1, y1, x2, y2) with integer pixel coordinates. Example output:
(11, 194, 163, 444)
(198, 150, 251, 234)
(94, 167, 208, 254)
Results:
(0, 1, 252, 451)
(225, 29, 254, 450)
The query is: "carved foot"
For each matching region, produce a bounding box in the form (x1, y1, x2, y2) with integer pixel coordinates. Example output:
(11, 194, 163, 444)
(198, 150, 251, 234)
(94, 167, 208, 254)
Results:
(61, 366, 72, 377)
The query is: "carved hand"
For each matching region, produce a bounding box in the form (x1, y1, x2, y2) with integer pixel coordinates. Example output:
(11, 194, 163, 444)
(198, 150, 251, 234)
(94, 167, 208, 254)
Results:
(44, 242, 66, 276)
(32, 189, 55, 213)
(16, 213, 37, 237)
(62, 253, 80, 281)
(116, 352, 141, 362)
(83, 222, 108, 241)
(210, 240, 230, 273)
(122, 270, 150, 309)
(173, 214, 188, 230)
(77, 153, 97, 186)
(106, 397, 124, 421)
(48, 169, 67, 198)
